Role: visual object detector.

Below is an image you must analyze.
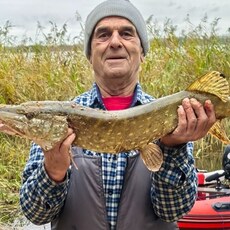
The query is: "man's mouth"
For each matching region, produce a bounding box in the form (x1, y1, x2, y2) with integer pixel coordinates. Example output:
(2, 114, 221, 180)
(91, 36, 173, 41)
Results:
(106, 56, 126, 61)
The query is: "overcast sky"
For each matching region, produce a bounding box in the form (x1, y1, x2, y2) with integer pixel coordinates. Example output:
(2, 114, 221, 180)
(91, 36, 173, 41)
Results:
(0, 0, 229, 43)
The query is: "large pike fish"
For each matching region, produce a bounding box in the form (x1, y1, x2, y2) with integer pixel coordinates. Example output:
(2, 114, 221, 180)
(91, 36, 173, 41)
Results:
(0, 71, 229, 171)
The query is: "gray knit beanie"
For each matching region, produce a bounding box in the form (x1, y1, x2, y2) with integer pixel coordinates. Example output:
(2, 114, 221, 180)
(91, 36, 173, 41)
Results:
(84, 0, 149, 59)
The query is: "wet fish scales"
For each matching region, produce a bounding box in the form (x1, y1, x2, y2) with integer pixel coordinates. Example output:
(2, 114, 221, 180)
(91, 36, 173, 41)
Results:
(0, 91, 228, 153)
(68, 91, 230, 153)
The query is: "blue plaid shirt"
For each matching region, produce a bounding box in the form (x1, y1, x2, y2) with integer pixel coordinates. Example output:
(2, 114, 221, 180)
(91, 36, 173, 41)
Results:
(20, 83, 197, 229)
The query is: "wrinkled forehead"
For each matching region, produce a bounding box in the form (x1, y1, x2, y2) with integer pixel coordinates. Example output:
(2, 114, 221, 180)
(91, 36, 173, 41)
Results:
(93, 16, 137, 34)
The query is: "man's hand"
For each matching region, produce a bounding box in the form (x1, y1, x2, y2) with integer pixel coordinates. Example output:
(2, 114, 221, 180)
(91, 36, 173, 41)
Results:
(160, 98, 216, 147)
(43, 128, 76, 183)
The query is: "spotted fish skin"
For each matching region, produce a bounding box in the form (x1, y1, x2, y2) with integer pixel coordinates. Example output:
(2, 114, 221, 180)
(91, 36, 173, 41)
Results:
(0, 71, 229, 153)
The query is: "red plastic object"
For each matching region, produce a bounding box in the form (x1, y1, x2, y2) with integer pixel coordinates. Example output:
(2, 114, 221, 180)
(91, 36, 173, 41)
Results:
(178, 195, 230, 229)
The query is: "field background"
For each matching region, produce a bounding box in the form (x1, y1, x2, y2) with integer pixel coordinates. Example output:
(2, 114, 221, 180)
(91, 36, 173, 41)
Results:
(0, 17, 230, 226)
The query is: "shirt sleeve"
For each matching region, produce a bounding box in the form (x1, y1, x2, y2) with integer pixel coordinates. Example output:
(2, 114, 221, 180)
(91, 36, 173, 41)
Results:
(19, 142, 70, 225)
(151, 141, 198, 222)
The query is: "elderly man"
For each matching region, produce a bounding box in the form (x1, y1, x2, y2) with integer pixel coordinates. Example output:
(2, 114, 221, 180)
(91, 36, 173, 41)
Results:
(19, 0, 216, 229)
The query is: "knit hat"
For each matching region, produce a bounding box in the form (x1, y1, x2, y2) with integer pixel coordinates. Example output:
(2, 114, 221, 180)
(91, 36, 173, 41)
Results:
(84, 0, 149, 59)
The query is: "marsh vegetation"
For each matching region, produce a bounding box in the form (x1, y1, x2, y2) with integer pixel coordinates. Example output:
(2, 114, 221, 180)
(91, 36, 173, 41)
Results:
(0, 16, 229, 226)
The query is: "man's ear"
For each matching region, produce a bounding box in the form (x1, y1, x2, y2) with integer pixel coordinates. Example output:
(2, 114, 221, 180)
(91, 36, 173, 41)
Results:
(140, 47, 145, 62)
(140, 53, 144, 62)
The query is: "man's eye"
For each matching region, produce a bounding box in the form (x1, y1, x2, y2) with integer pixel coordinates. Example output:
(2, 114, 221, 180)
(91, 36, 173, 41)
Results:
(122, 31, 133, 38)
(98, 33, 109, 38)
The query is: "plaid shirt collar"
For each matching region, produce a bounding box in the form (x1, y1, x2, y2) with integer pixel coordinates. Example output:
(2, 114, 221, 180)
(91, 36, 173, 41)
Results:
(86, 82, 151, 109)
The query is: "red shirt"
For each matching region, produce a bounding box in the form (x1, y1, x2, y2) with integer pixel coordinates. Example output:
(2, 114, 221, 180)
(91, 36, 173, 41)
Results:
(102, 95, 133, 111)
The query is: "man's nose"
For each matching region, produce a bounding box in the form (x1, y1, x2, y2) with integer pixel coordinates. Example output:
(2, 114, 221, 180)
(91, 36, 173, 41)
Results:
(109, 31, 122, 49)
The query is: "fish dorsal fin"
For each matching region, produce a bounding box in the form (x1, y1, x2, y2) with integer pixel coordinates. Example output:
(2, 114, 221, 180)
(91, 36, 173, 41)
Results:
(187, 71, 229, 102)
(208, 120, 230, 144)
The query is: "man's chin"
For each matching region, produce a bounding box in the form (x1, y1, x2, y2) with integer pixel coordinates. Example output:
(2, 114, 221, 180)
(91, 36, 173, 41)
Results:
(105, 69, 128, 78)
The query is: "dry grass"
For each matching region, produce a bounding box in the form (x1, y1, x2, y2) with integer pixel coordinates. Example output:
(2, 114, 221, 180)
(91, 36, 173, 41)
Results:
(0, 17, 229, 224)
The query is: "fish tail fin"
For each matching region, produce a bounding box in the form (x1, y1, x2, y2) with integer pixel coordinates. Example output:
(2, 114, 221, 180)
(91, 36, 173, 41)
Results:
(208, 120, 230, 144)
(186, 71, 229, 102)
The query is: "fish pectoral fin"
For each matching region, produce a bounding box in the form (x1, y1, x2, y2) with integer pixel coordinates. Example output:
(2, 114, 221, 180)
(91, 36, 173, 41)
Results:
(208, 120, 230, 144)
(186, 71, 229, 102)
(0, 123, 25, 136)
(140, 143, 163, 172)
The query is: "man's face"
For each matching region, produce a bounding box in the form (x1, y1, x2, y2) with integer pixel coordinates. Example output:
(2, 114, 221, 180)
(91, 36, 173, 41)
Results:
(90, 16, 144, 82)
